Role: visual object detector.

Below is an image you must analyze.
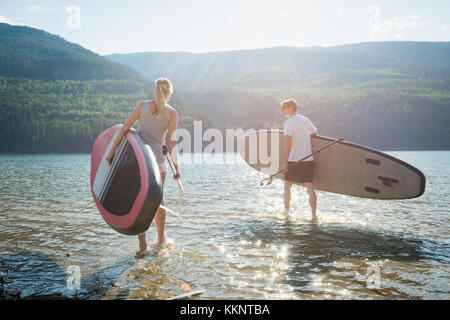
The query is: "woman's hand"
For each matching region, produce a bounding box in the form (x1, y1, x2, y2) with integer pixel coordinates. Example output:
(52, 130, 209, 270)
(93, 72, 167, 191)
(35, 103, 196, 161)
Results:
(106, 150, 115, 165)
(173, 171, 181, 180)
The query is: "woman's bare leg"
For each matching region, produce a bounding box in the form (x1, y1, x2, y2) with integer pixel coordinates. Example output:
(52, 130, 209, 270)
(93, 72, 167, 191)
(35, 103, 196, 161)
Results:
(154, 171, 167, 244)
(137, 233, 147, 252)
(137, 171, 167, 254)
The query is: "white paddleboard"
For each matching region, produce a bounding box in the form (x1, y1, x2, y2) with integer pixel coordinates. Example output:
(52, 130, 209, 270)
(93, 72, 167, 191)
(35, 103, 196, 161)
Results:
(238, 130, 425, 199)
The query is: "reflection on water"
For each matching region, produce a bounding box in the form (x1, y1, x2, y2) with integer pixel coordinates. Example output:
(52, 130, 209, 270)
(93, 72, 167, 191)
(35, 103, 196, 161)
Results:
(0, 152, 449, 299)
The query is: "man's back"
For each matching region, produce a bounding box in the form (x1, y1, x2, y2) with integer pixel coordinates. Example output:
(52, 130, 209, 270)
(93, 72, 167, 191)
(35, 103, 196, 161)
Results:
(284, 114, 318, 162)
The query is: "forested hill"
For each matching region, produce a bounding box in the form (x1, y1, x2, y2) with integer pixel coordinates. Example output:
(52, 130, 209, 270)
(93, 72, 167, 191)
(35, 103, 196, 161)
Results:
(1, 22, 449, 152)
(0, 23, 144, 81)
(330, 42, 450, 69)
(0, 23, 215, 153)
(107, 42, 450, 90)
(108, 43, 450, 150)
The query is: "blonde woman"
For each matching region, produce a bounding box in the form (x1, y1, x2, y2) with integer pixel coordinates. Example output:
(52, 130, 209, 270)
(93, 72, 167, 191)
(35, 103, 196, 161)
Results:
(106, 78, 180, 257)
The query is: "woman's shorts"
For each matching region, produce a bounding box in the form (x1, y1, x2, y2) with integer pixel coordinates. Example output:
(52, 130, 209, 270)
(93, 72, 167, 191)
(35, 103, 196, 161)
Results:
(285, 161, 314, 183)
(157, 161, 167, 173)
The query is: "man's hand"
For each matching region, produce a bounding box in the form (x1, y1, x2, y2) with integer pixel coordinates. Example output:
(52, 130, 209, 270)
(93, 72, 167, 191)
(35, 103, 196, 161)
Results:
(173, 171, 181, 180)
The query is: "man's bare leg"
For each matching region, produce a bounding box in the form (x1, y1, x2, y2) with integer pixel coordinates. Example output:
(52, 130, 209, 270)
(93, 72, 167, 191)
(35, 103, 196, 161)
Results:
(284, 181, 293, 212)
(304, 182, 317, 220)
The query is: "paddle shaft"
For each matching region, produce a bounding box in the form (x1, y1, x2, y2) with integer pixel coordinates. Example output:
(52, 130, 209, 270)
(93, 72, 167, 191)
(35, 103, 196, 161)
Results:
(162, 145, 184, 195)
(262, 137, 344, 185)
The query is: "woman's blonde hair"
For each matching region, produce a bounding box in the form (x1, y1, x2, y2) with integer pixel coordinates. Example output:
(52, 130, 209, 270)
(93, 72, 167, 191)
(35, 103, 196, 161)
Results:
(154, 78, 173, 120)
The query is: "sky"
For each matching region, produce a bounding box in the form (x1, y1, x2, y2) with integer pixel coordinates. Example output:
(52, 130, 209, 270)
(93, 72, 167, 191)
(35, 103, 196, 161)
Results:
(0, 0, 449, 55)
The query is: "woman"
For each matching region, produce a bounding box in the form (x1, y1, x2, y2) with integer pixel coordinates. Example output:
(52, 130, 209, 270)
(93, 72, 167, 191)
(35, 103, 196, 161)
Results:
(106, 78, 181, 257)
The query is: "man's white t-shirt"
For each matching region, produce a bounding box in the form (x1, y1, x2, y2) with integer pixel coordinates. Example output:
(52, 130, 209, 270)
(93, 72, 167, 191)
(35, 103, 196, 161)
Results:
(283, 114, 318, 162)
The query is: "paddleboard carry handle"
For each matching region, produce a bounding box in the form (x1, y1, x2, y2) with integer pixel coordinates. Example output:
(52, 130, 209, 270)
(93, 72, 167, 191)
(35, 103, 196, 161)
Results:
(162, 145, 184, 199)
(261, 137, 344, 186)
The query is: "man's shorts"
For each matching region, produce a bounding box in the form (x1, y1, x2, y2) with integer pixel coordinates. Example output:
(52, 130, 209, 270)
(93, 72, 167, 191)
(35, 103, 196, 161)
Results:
(285, 161, 314, 183)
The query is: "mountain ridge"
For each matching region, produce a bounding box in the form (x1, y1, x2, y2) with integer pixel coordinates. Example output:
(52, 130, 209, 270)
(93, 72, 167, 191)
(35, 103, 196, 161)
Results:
(106, 41, 450, 92)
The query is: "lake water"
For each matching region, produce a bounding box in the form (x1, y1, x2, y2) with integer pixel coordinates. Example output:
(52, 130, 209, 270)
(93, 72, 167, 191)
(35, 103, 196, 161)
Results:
(0, 152, 449, 300)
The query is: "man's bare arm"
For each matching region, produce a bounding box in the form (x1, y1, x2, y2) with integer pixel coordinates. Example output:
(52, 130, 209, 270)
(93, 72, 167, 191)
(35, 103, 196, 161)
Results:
(284, 135, 292, 170)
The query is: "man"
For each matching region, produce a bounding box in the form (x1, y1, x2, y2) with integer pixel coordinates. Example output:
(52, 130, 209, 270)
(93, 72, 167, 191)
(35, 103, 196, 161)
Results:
(281, 99, 318, 221)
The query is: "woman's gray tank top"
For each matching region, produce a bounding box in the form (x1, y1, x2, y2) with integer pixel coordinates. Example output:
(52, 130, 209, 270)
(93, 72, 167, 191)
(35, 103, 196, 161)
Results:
(138, 100, 174, 166)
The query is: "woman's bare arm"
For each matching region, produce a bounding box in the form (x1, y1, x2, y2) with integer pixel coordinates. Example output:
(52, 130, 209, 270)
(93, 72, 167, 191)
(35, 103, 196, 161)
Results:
(167, 109, 180, 179)
(106, 102, 142, 164)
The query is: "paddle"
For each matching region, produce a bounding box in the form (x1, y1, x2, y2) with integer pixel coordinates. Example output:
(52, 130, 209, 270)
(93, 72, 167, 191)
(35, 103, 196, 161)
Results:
(162, 145, 184, 199)
(260, 137, 344, 186)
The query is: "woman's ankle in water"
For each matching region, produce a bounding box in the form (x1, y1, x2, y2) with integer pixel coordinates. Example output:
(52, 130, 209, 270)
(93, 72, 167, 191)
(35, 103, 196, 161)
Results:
(138, 238, 147, 251)
(157, 235, 165, 244)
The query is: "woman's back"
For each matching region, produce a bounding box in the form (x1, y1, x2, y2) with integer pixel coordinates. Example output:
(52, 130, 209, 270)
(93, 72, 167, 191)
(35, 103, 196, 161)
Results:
(138, 100, 174, 170)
